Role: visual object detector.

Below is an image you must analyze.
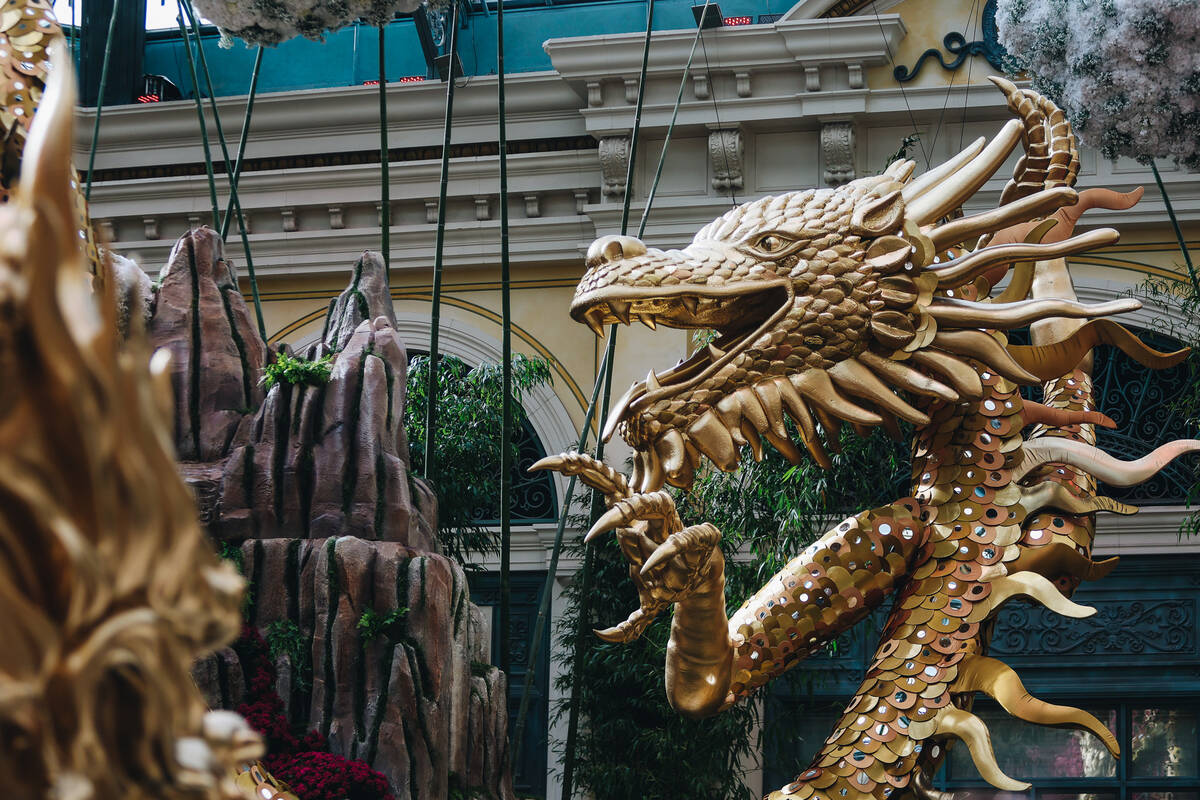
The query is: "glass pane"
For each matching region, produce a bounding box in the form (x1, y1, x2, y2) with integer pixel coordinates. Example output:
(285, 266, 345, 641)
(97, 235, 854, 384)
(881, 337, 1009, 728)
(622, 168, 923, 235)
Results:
(1132, 793, 1200, 800)
(946, 704, 1117, 779)
(1131, 707, 1199, 778)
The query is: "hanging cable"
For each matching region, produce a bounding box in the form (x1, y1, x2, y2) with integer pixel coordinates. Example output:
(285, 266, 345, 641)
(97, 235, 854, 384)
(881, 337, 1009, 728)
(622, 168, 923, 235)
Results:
(83, 0, 122, 202)
(175, 10, 220, 229)
(181, 0, 266, 342)
(379, 22, 392, 279)
(871, 0, 930, 169)
(639, 5, 710, 238)
(927, 0, 979, 162)
(220, 46, 264, 240)
(496, 0, 514, 692)
(694, 1, 736, 206)
(561, 2, 688, 797)
(423, 1, 462, 481)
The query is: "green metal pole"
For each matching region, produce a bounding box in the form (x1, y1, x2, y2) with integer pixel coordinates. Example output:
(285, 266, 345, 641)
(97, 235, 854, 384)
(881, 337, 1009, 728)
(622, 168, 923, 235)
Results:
(509, 338, 613, 766)
(422, 1, 461, 481)
(1151, 162, 1199, 294)
(221, 45, 265, 240)
(560, 3, 656, 793)
(176, 12, 220, 230)
(83, 0, 123, 202)
(379, 23, 392, 280)
(560, 328, 618, 800)
(181, 0, 266, 343)
(497, 0, 513, 686)
(638, 4, 709, 239)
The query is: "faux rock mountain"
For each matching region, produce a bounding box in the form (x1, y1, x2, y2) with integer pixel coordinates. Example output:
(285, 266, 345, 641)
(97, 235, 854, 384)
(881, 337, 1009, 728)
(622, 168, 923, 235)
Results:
(134, 227, 513, 800)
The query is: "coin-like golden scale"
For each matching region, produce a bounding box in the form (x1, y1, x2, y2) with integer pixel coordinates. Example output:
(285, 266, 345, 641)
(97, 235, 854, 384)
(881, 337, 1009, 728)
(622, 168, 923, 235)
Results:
(537, 78, 1200, 798)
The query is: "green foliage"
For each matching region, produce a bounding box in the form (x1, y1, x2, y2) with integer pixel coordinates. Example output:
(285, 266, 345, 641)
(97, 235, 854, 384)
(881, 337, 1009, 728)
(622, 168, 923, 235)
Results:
(883, 133, 921, 170)
(216, 540, 245, 574)
(1136, 276, 1200, 536)
(265, 618, 313, 692)
(404, 353, 554, 564)
(356, 607, 408, 646)
(262, 352, 333, 391)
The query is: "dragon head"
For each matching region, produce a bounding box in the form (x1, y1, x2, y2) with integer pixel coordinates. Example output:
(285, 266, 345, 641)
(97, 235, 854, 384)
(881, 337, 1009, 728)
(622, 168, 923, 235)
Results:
(572, 79, 1141, 493)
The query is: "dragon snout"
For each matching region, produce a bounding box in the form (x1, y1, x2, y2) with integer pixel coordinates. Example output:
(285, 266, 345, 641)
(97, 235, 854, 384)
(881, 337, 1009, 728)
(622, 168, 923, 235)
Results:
(586, 235, 648, 269)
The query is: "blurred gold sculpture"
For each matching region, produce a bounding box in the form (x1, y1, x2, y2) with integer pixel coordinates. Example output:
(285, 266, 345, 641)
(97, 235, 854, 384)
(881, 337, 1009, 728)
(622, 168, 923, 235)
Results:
(0, 43, 263, 799)
(537, 78, 1200, 798)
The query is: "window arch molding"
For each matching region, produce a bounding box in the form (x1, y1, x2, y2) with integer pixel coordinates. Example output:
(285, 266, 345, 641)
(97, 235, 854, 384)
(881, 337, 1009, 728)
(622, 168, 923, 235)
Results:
(290, 312, 580, 511)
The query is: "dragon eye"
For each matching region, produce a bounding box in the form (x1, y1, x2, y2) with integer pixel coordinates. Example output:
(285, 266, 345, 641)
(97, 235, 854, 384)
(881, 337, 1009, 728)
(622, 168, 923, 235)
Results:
(756, 234, 785, 252)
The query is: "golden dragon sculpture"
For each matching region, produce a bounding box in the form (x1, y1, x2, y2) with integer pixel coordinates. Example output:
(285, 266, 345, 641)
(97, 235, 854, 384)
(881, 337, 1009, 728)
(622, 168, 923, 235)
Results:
(535, 80, 1200, 799)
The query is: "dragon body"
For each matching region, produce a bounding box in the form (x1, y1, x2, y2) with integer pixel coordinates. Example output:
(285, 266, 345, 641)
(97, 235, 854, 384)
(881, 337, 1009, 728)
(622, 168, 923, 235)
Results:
(537, 80, 1200, 798)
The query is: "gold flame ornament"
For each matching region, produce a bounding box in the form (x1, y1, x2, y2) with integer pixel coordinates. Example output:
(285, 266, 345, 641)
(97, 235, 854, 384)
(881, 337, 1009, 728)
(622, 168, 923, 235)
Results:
(0, 39, 270, 800)
(535, 78, 1200, 798)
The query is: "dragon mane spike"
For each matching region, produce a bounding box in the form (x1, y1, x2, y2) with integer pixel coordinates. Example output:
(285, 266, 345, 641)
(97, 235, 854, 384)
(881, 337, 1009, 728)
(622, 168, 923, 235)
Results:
(979, 571, 1096, 620)
(1007, 319, 1192, 380)
(905, 119, 1023, 227)
(901, 137, 986, 207)
(1019, 480, 1139, 518)
(953, 654, 1120, 757)
(908, 350, 984, 398)
(1012, 437, 1200, 485)
(857, 350, 960, 403)
(932, 706, 1031, 792)
(927, 186, 1077, 252)
(791, 369, 883, 427)
(828, 359, 930, 425)
(927, 296, 1141, 331)
(1007, 541, 1120, 584)
(931, 228, 1120, 288)
(930, 330, 1039, 384)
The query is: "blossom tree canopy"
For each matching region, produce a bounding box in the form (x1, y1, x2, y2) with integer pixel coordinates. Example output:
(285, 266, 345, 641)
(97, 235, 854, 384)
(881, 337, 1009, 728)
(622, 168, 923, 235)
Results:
(997, 0, 1200, 170)
(190, 0, 442, 46)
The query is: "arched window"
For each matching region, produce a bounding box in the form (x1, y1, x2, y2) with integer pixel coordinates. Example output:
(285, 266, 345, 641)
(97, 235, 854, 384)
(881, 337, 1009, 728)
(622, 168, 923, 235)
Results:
(407, 350, 558, 525)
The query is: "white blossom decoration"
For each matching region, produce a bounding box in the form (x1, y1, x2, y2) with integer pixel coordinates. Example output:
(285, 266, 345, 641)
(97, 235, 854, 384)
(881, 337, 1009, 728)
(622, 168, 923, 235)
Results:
(191, 0, 448, 46)
(997, 0, 1200, 169)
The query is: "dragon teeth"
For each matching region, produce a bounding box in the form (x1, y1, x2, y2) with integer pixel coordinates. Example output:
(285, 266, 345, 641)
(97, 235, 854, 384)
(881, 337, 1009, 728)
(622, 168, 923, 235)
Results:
(681, 295, 700, 314)
(637, 313, 657, 330)
(609, 300, 632, 325)
(645, 369, 661, 391)
(686, 410, 739, 471)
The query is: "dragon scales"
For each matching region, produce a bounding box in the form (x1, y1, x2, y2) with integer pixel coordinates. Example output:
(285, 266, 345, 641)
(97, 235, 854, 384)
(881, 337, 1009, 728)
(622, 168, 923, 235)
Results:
(535, 80, 1200, 799)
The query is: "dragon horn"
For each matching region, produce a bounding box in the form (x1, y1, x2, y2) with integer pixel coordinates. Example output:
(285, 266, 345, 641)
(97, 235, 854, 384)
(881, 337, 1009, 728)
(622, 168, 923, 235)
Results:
(932, 707, 1031, 792)
(901, 136, 986, 207)
(1012, 437, 1200, 484)
(953, 654, 1120, 757)
(906, 119, 1024, 226)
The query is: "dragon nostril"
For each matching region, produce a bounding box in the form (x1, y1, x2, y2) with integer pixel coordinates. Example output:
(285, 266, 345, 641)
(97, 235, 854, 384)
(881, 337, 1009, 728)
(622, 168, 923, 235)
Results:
(585, 235, 648, 268)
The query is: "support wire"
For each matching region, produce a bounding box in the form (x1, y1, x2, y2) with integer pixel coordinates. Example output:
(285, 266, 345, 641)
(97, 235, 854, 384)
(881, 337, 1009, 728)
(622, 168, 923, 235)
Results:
(83, 0, 122, 202)
(181, 0, 266, 343)
(423, 1, 462, 481)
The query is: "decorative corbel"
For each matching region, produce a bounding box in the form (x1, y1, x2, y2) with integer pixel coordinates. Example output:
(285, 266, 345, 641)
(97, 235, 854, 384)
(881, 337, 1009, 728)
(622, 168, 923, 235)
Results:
(598, 135, 631, 198)
(623, 77, 639, 104)
(821, 120, 856, 187)
(143, 217, 159, 240)
(187, 214, 201, 230)
(573, 189, 590, 214)
(708, 126, 744, 194)
(692, 70, 710, 100)
(282, 207, 297, 232)
(328, 206, 344, 230)
(735, 71, 752, 98)
(97, 219, 115, 242)
(474, 196, 491, 221)
(805, 66, 821, 92)
(524, 194, 541, 218)
(847, 62, 864, 90)
(425, 200, 438, 224)
(587, 80, 603, 107)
